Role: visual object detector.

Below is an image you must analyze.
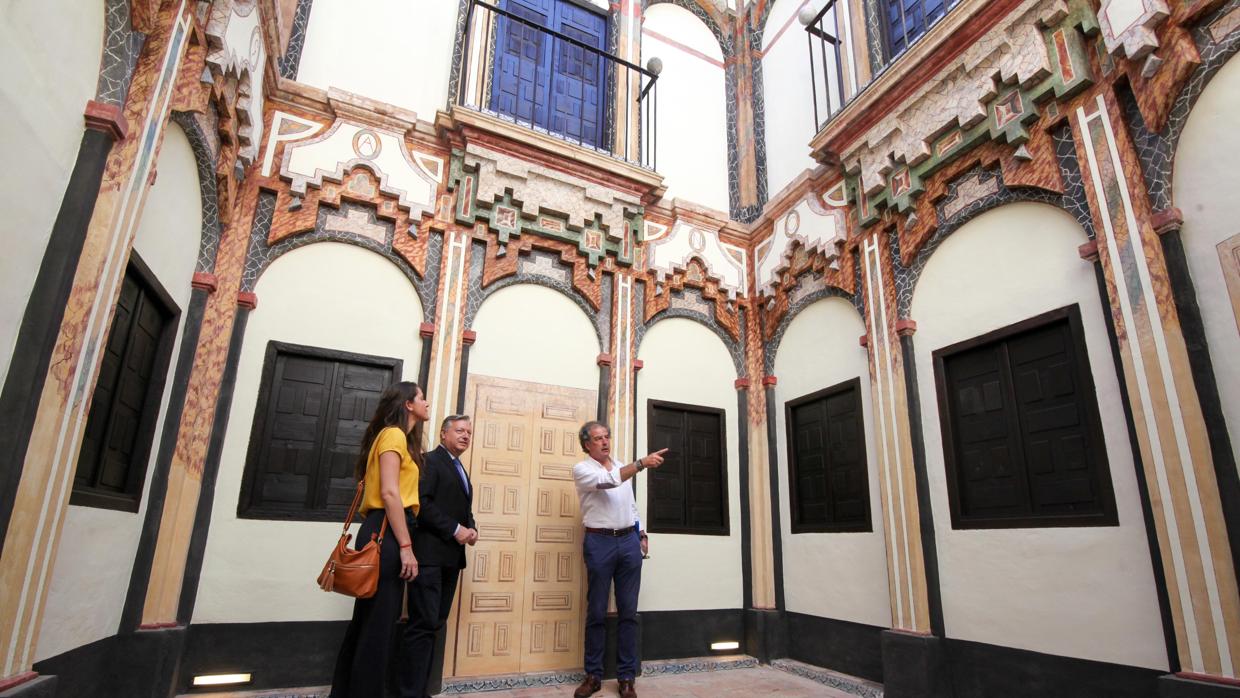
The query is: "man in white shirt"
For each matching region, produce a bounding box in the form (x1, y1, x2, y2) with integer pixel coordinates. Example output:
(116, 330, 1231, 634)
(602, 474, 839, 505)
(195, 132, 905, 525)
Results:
(571, 420, 667, 698)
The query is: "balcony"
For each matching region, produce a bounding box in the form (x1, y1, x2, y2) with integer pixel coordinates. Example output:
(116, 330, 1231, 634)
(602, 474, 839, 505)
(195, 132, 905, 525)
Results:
(803, 0, 984, 161)
(451, 0, 660, 173)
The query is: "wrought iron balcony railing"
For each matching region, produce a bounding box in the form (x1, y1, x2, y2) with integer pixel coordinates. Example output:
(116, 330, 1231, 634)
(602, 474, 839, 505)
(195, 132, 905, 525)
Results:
(454, 0, 660, 170)
(804, 0, 962, 134)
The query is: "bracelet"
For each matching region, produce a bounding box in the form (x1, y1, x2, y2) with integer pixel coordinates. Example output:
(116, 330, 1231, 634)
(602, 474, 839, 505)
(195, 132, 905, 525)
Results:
(635, 459, 645, 471)
(399, 543, 412, 549)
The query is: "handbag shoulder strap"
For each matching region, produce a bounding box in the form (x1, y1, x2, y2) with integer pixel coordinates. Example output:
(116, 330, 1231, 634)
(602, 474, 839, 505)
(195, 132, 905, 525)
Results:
(341, 481, 365, 535)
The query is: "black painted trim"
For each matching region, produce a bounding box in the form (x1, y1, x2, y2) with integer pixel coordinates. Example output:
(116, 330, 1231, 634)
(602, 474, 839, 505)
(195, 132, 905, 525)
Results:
(70, 251, 181, 513)
(786, 611, 884, 683)
(1092, 262, 1179, 672)
(178, 307, 252, 623)
(641, 609, 744, 660)
(179, 621, 346, 692)
(32, 626, 186, 698)
(597, 365, 611, 423)
(784, 378, 873, 534)
(456, 342, 472, 415)
(737, 388, 753, 610)
(121, 287, 210, 633)
(0, 128, 114, 554)
(418, 333, 433, 390)
(1159, 229, 1240, 584)
(764, 385, 785, 610)
(899, 334, 945, 638)
(943, 636, 1161, 698)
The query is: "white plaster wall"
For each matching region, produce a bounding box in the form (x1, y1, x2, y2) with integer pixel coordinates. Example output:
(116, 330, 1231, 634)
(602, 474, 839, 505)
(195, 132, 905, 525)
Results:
(1173, 54, 1240, 472)
(37, 125, 203, 661)
(469, 284, 600, 392)
(195, 242, 424, 622)
(910, 202, 1166, 669)
(635, 318, 742, 610)
(0, 0, 104, 393)
(297, 0, 458, 118)
(761, 0, 823, 196)
(642, 4, 730, 212)
(773, 297, 890, 627)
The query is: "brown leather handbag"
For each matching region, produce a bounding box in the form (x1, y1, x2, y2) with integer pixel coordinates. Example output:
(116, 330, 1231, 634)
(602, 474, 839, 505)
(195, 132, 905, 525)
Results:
(317, 482, 388, 598)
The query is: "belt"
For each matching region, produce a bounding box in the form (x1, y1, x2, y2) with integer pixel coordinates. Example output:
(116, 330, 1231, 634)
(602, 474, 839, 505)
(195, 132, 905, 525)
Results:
(585, 526, 637, 537)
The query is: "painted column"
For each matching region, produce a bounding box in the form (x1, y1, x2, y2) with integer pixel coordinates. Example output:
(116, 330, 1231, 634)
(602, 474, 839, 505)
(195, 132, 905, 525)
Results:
(0, 1, 193, 680)
(608, 272, 637, 463)
(744, 299, 776, 609)
(1074, 87, 1240, 679)
(859, 230, 932, 634)
(612, 0, 643, 162)
(426, 226, 474, 450)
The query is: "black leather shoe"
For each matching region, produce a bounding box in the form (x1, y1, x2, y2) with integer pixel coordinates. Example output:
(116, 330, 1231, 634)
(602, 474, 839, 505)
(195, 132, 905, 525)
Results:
(573, 674, 601, 697)
(618, 678, 637, 698)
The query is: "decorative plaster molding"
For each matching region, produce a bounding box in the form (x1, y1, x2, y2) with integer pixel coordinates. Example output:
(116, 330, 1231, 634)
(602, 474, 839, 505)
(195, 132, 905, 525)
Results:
(262, 111, 322, 177)
(205, 0, 266, 164)
(755, 184, 847, 296)
(1098, 0, 1170, 60)
(462, 142, 642, 241)
(842, 0, 1072, 195)
(280, 119, 443, 218)
(645, 220, 748, 299)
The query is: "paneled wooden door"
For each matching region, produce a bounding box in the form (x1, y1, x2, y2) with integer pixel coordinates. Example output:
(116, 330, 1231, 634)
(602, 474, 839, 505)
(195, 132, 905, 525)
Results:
(446, 374, 595, 677)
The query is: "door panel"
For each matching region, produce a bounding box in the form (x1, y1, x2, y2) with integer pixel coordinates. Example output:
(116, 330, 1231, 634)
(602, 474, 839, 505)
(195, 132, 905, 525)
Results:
(450, 375, 595, 677)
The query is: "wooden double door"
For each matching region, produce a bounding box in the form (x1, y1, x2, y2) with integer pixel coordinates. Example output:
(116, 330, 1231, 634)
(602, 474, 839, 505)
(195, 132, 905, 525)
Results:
(445, 375, 595, 677)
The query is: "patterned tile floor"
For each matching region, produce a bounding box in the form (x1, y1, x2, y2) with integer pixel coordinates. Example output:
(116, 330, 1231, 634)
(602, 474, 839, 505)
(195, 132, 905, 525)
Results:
(458, 666, 860, 697)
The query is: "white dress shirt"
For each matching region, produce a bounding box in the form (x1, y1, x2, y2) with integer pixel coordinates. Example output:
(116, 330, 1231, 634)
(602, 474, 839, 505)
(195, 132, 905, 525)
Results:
(573, 456, 640, 530)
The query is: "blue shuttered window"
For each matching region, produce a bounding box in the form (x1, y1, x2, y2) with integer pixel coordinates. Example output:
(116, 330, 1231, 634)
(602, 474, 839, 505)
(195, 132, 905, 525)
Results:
(883, 0, 959, 58)
(491, 0, 607, 148)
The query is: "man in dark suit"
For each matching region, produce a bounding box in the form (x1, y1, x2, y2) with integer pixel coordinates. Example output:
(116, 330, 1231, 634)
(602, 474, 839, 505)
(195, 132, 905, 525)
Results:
(402, 414, 478, 698)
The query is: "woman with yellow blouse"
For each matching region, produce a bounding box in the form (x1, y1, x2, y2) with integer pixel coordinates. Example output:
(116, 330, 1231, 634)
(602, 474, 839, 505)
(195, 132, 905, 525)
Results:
(330, 381, 429, 698)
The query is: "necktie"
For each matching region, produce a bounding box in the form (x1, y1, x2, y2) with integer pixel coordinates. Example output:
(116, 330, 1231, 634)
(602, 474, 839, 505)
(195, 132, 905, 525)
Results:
(453, 457, 470, 494)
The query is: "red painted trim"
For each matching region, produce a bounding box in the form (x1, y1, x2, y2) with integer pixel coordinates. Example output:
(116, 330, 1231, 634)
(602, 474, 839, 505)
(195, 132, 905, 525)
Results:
(632, 359, 644, 372)
(762, 0, 810, 54)
(1176, 672, 1240, 688)
(820, 0, 1024, 155)
(462, 329, 477, 346)
(84, 99, 128, 142)
(1151, 207, 1183, 235)
(138, 621, 179, 630)
(762, 375, 778, 387)
(0, 672, 38, 692)
(191, 272, 218, 293)
(237, 292, 258, 310)
(859, 334, 869, 347)
(1078, 240, 1100, 262)
(643, 28, 725, 69)
(419, 322, 436, 338)
(734, 378, 751, 390)
(895, 319, 917, 336)
(597, 353, 614, 366)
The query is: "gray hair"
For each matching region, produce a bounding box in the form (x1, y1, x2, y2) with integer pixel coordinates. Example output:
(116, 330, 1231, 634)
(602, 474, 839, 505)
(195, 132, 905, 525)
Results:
(578, 420, 610, 451)
(440, 414, 471, 433)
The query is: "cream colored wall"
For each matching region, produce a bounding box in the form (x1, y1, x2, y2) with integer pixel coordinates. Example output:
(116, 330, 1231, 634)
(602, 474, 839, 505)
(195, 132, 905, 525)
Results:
(1173, 54, 1240, 471)
(642, 4, 730, 212)
(910, 202, 1166, 669)
(469, 284, 601, 392)
(773, 297, 890, 627)
(635, 318, 743, 610)
(761, 0, 824, 196)
(37, 125, 203, 661)
(0, 0, 104, 393)
(194, 242, 423, 623)
(296, 0, 457, 118)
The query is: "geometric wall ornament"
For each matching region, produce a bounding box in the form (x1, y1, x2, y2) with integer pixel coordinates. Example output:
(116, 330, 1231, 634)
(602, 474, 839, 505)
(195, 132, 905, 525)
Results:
(205, 0, 266, 165)
(1097, 0, 1170, 60)
(262, 111, 323, 177)
(755, 188, 847, 296)
(280, 118, 443, 219)
(645, 219, 748, 298)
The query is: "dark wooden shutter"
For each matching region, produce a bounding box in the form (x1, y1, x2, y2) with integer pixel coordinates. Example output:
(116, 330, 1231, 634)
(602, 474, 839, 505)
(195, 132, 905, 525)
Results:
(241, 343, 401, 520)
(647, 401, 728, 535)
(74, 261, 176, 511)
(884, 0, 955, 57)
(936, 305, 1117, 529)
(787, 378, 870, 533)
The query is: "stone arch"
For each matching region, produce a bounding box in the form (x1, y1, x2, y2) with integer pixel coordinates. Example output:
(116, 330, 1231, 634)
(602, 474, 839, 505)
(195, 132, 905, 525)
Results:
(762, 283, 861, 375)
(169, 111, 224, 274)
(636, 303, 746, 378)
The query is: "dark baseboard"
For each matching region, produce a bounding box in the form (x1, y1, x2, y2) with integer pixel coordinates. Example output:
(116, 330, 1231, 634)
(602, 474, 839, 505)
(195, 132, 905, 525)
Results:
(1160, 675, 1240, 697)
(944, 636, 1162, 698)
(785, 611, 884, 684)
(180, 621, 346, 693)
(882, 630, 950, 698)
(31, 626, 185, 698)
(641, 609, 743, 661)
(0, 677, 56, 698)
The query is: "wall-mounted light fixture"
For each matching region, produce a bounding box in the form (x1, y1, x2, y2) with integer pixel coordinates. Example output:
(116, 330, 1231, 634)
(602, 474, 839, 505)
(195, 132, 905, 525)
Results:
(191, 673, 252, 687)
(710, 640, 740, 651)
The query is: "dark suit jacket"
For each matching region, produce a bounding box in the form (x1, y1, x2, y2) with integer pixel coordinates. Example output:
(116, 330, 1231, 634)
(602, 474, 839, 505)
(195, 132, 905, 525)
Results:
(414, 445, 475, 569)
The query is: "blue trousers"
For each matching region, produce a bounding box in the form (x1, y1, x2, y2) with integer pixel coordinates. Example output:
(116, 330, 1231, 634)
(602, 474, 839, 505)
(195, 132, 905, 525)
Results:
(582, 530, 642, 679)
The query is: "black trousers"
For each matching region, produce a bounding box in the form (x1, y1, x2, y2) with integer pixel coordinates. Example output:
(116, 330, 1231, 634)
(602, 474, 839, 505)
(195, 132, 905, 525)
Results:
(401, 565, 461, 698)
(330, 509, 419, 698)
